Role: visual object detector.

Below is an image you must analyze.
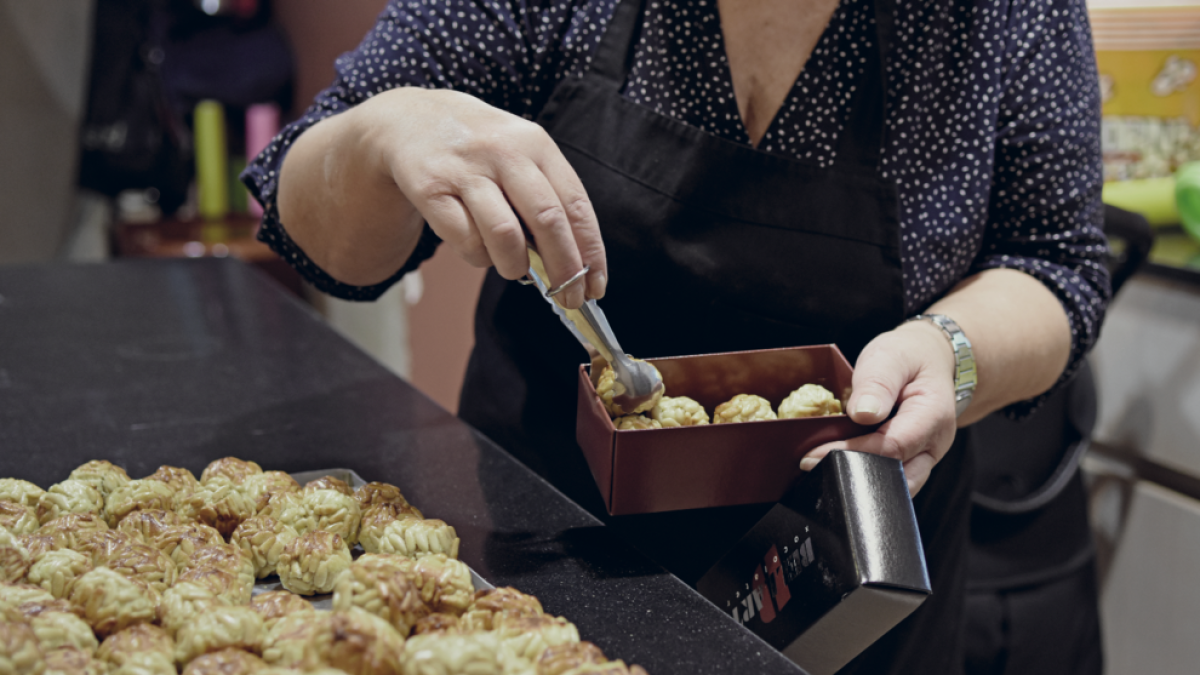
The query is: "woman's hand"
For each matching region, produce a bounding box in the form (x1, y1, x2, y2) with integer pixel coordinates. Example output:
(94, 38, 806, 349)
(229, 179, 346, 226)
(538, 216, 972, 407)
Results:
(800, 321, 958, 495)
(280, 88, 606, 309)
(798, 269, 1075, 495)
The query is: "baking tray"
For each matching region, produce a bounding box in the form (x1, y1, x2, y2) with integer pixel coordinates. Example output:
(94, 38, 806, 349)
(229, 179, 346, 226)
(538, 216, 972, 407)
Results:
(251, 468, 492, 609)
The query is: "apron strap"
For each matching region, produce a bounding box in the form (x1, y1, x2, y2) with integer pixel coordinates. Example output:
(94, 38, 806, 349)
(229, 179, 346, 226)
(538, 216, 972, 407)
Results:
(834, 0, 894, 169)
(588, 0, 645, 90)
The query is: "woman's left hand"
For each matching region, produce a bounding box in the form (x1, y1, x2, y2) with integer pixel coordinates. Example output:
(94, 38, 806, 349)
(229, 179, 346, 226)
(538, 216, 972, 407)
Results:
(800, 321, 959, 495)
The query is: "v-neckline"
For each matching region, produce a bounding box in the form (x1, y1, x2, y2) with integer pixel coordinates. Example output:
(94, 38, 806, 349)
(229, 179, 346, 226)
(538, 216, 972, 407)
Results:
(712, 0, 849, 149)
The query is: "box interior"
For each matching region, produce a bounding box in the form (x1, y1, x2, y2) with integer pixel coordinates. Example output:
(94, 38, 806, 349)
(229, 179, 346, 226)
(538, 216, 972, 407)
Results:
(643, 346, 855, 414)
(577, 345, 871, 515)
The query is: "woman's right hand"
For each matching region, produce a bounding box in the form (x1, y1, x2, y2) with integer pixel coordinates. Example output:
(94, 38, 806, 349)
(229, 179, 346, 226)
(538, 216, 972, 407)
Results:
(279, 87, 607, 309)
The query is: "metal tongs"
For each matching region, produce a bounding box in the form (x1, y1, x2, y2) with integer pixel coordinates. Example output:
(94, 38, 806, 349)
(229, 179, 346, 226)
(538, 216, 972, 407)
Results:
(521, 245, 663, 413)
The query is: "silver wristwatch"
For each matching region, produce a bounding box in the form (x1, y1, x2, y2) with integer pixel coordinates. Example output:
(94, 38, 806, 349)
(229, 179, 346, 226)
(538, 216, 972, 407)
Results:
(904, 314, 977, 417)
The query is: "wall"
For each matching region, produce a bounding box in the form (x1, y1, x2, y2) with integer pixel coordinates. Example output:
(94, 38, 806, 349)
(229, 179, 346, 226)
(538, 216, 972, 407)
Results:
(0, 0, 93, 263)
(274, 0, 484, 409)
(274, 0, 387, 113)
(407, 251, 487, 413)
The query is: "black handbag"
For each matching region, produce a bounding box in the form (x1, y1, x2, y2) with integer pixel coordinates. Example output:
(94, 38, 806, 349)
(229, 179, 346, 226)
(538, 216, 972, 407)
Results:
(78, 0, 190, 213)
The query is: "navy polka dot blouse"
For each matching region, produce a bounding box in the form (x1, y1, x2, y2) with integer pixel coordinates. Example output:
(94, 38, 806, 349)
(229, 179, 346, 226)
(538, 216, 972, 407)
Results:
(243, 0, 1111, 408)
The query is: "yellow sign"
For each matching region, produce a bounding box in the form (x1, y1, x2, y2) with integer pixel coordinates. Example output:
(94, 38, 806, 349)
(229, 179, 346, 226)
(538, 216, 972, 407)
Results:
(1098, 51, 1200, 125)
(1093, 7, 1200, 181)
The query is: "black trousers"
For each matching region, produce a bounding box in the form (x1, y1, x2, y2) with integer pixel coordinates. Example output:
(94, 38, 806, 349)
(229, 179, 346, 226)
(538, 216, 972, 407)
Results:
(963, 359, 1104, 675)
(964, 468, 1104, 675)
(964, 559, 1103, 675)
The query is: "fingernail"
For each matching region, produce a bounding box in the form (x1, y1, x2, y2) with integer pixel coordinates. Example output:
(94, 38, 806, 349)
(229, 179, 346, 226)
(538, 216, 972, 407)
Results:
(799, 456, 820, 472)
(907, 479, 917, 494)
(593, 271, 607, 299)
(856, 394, 881, 416)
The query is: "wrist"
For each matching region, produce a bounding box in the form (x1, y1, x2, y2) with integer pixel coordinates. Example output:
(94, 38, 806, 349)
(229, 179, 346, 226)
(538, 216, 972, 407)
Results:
(895, 319, 956, 376)
(343, 99, 397, 189)
(341, 95, 424, 229)
(902, 314, 977, 417)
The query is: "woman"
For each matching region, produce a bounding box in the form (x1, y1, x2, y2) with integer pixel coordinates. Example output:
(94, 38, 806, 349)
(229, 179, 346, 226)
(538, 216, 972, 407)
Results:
(244, 0, 1109, 671)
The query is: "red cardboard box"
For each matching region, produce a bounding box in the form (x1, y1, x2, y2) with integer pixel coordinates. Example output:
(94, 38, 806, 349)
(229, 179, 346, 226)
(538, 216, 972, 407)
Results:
(576, 344, 874, 515)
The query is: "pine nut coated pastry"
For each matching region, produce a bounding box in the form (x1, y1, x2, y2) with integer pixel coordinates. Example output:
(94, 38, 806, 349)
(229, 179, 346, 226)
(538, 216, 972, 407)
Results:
(713, 394, 777, 423)
(778, 384, 843, 419)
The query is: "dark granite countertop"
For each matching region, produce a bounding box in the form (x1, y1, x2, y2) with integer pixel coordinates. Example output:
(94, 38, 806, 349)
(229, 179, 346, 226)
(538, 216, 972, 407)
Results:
(0, 258, 806, 675)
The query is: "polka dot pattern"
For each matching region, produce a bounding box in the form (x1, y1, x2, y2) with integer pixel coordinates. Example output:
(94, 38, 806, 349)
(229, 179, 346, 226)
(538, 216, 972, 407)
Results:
(622, 0, 872, 163)
(242, 0, 1111, 411)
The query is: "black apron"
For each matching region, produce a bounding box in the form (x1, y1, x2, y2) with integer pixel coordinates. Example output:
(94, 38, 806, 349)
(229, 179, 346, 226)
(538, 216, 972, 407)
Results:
(460, 0, 973, 671)
(962, 362, 1102, 675)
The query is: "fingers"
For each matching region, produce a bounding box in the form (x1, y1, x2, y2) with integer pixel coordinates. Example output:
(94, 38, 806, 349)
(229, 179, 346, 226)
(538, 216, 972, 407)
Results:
(417, 192, 494, 268)
(408, 143, 599, 308)
(799, 381, 956, 495)
(903, 452, 937, 495)
(536, 149, 608, 300)
(797, 328, 960, 495)
(389, 96, 603, 304)
(805, 392, 955, 462)
(496, 158, 587, 309)
(457, 180, 529, 280)
(801, 436, 942, 497)
(844, 342, 915, 426)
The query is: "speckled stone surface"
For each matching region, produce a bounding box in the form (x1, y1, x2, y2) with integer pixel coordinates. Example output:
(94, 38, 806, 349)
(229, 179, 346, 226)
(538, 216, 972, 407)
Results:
(0, 258, 807, 675)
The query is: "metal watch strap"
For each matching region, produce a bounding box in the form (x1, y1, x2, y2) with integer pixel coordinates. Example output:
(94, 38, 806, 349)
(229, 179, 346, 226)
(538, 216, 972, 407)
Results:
(904, 314, 977, 417)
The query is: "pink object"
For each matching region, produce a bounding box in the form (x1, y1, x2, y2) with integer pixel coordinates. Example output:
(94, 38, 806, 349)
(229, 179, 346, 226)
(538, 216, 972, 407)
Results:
(245, 103, 281, 218)
(234, 0, 257, 19)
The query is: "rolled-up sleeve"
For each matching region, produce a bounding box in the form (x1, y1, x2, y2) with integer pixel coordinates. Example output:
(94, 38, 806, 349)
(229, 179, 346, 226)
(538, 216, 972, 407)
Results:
(974, 0, 1111, 413)
(241, 0, 570, 300)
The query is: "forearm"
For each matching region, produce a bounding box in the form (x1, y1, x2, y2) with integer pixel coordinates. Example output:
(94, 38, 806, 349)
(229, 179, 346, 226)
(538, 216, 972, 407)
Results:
(278, 90, 426, 287)
(915, 268, 1072, 426)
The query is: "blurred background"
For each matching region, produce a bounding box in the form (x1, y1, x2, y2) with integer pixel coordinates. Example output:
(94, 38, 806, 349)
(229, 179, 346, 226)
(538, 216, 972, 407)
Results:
(0, 0, 483, 409)
(3, 0, 1200, 671)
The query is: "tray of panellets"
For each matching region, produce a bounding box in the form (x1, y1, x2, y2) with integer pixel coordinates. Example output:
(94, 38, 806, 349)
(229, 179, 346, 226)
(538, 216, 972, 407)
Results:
(0, 457, 651, 675)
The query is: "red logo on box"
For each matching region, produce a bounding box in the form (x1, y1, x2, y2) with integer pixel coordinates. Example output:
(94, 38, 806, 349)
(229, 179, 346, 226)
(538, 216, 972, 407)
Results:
(732, 536, 814, 624)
